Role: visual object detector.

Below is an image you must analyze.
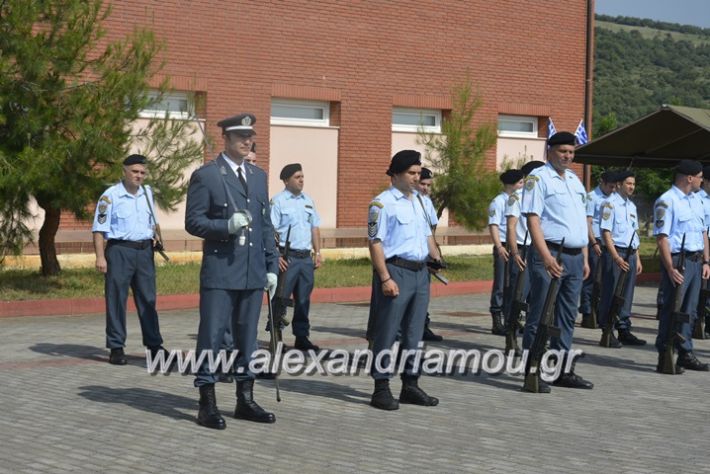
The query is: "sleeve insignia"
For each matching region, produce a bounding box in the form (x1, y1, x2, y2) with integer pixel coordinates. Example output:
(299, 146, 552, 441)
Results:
(98, 203, 108, 214)
(488, 207, 496, 217)
(507, 195, 518, 206)
(524, 176, 536, 191)
(655, 207, 666, 220)
(97, 214, 106, 224)
(99, 195, 111, 205)
(368, 203, 382, 238)
(656, 201, 668, 209)
(655, 219, 664, 228)
(602, 210, 611, 220)
(369, 200, 384, 209)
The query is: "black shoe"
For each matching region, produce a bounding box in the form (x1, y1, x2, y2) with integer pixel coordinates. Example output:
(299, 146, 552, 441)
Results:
(217, 373, 234, 383)
(580, 313, 597, 329)
(599, 332, 622, 348)
(677, 352, 710, 371)
(197, 384, 226, 430)
(148, 345, 168, 358)
(235, 380, 276, 423)
(399, 377, 439, 406)
(552, 372, 594, 389)
(618, 330, 647, 346)
(109, 348, 127, 365)
(294, 336, 320, 351)
(255, 371, 277, 380)
(491, 313, 506, 336)
(370, 379, 399, 410)
(422, 326, 443, 342)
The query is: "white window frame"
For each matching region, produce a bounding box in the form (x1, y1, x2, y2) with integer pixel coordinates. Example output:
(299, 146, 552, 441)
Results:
(392, 107, 441, 133)
(270, 99, 330, 127)
(139, 91, 193, 120)
(497, 114, 539, 138)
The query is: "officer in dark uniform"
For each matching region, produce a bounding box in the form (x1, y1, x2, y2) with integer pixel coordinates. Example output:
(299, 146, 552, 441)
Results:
(92, 154, 167, 365)
(185, 113, 280, 429)
(367, 150, 443, 411)
(653, 159, 710, 372)
(270, 163, 322, 351)
(521, 131, 594, 392)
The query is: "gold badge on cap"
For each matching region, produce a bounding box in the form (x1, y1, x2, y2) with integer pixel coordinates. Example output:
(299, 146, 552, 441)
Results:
(242, 116, 252, 126)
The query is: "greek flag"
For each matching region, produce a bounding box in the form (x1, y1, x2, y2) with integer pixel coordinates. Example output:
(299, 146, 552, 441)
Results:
(574, 119, 589, 145)
(547, 117, 557, 139)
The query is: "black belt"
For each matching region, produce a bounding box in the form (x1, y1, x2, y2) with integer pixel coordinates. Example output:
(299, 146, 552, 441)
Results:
(672, 250, 703, 262)
(108, 239, 152, 250)
(386, 256, 425, 271)
(279, 247, 311, 258)
(613, 246, 638, 255)
(545, 241, 583, 256)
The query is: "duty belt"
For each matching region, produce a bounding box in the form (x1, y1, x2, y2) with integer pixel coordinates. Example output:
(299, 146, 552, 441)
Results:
(385, 256, 426, 271)
(280, 247, 311, 258)
(107, 239, 152, 250)
(672, 250, 703, 262)
(545, 241, 583, 256)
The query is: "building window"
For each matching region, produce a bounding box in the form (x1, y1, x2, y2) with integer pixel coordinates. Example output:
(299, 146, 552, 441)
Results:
(498, 115, 539, 138)
(271, 99, 330, 127)
(392, 108, 441, 133)
(139, 91, 193, 119)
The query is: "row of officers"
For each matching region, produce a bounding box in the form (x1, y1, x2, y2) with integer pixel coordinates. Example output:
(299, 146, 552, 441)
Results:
(92, 114, 709, 431)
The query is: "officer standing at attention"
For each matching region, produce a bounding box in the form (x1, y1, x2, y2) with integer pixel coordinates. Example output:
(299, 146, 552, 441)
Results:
(653, 159, 710, 372)
(487, 170, 524, 335)
(597, 170, 646, 347)
(368, 150, 443, 411)
(417, 167, 444, 342)
(270, 163, 322, 351)
(92, 154, 167, 365)
(185, 113, 279, 429)
(521, 131, 594, 392)
(579, 171, 617, 328)
(698, 166, 710, 337)
(503, 161, 545, 324)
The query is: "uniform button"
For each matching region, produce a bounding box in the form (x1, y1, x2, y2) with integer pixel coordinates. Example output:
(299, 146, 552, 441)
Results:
(223, 203, 227, 207)
(247, 198, 251, 203)
(248, 227, 252, 232)
(214, 249, 218, 253)
(249, 243, 253, 247)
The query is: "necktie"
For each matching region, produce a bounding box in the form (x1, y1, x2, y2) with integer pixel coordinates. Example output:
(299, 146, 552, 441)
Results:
(237, 166, 248, 195)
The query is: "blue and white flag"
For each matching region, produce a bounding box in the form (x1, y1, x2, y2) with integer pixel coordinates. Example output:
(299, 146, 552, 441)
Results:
(574, 119, 589, 145)
(547, 117, 557, 139)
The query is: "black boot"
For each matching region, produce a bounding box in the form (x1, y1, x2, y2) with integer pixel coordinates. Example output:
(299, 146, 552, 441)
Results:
(677, 352, 710, 371)
(197, 384, 226, 430)
(109, 348, 127, 365)
(618, 329, 646, 346)
(422, 325, 443, 342)
(399, 376, 439, 406)
(599, 331, 622, 348)
(294, 336, 320, 351)
(491, 313, 506, 336)
(581, 313, 597, 329)
(235, 380, 276, 423)
(370, 379, 399, 410)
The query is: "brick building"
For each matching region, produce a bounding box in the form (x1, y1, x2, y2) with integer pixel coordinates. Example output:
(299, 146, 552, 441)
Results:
(49, 0, 594, 246)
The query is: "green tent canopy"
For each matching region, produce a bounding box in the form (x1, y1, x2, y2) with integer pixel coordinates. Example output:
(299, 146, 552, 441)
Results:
(575, 105, 710, 168)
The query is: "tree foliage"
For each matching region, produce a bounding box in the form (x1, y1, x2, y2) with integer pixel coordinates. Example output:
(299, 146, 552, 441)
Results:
(419, 80, 499, 230)
(0, 0, 203, 274)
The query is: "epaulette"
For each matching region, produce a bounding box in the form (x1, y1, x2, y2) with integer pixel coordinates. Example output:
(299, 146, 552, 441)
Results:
(369, 200, 384, 209)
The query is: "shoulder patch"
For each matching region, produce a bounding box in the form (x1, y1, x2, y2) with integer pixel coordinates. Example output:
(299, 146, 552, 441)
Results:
(602, 210, 611, 220)
(656, 200, 668, 209)
(99, 195, 111, 205)
(488, 207, 496, 217)
(524, 176, 537, 191)
(507, 194, 518, 206)
(368, 202, 383, 238)
(97, 214, 106, 224)
(655, 207, 666, 220)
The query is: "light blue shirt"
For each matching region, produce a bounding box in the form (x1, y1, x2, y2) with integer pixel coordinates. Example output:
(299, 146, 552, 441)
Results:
(488, 192, 508, 243)
(92, 182, 157, 241)
(653, 185, 705, 252)
(599, 193, 640, 249)
(505, 188, 528, 245)
(418, 194, 439, 228)
(368, 187, 432, 261)
(270, 190, 320, 251)
(587, 185, 615, 239)
(521, 162, 588, 248)
(698, 188, 710, 229)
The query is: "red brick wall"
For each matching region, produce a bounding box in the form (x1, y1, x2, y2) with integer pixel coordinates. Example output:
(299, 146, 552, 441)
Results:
(97, 0, 589, 227)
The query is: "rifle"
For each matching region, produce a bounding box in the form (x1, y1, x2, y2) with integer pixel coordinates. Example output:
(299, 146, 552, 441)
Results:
(272, 226, 294, 336)
(505, 231, 529, 357)
(585, 247, 602, 329)
(523, 238, 564, 393)
(693, 227, 710, 340)
(142, 186, 169, 262)
(658, 233, 689, 374)
(417, 194, 449, 285)
(600, 231, 636, 347)
(265, 289, 282, 402)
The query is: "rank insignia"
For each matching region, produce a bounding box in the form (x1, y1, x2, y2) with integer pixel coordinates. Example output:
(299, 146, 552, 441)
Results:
(655, 219, 664, 228)
(98, 214, 106, 224)
(368, 201, 383, 238)
(488, 207, 496, 217)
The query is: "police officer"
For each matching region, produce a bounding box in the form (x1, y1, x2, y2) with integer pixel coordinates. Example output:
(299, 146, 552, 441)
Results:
(92, 154, 167, 365)
(579, 171, 617, 328)
(367, 150, 443, 411)
(653, 159, 710, 373)
(488, 170, 524, 335)
(696, 166, 710, 337)
(185, 113, 280, 429)
(417, 167, 443, 342)
(270, 163, 322, 351)
(503, 161, 544, 330)
(597, 170, 646, 347)
(521, 131, 594, 392)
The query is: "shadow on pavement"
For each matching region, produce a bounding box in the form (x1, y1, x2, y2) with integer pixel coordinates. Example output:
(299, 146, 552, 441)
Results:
(275, 378, 371, 405)
(78, 385, 196, 422)
(30, 343, 146, 367)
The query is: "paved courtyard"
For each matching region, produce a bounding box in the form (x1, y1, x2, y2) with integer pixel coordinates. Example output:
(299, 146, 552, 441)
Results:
(1, 286, 709, 473)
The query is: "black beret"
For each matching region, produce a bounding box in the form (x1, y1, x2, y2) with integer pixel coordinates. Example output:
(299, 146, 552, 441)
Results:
(218, 113, 256, 136)
(615, 170, 635, 182)
(547, 131, 576, 147)
(675, 159, 702, 176)
(123, 154, 147, 166)
(703, 166, 710, 180)
(521, 160, 545, 176)
(386, 150, 421, 176)
(500, 169, 524, 185)
(280, 163, 302, 180)
(420, 167, 433, 180)
(600, 170, 616, 182)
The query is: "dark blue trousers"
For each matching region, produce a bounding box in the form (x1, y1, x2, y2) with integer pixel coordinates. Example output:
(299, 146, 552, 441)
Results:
(655, 257, 701, 354)
(489, 245, 506, 315)
(598, 250, 638, 330)
(272, 255, 315, 337)
(104, 243, 163, 349)
(503, 246, 531, 323)
(578, 241, 600, 315)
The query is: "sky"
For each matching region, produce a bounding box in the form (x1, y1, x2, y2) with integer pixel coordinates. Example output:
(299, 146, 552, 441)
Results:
(596, 0, 710, 28)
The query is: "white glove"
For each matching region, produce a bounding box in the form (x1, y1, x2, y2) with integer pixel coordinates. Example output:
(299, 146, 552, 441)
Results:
(227, 211, 251, 234)
(266, 272, 278, 300)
